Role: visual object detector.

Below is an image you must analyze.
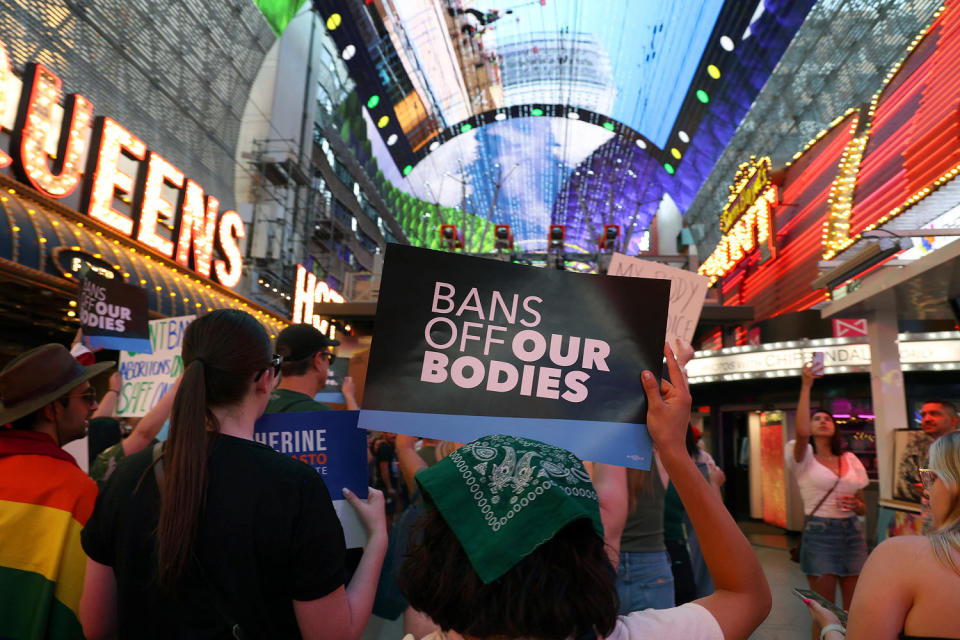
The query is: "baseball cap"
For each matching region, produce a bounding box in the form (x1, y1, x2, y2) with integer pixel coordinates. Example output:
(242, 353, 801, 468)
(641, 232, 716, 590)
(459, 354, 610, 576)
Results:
(275, 324, 340, 362)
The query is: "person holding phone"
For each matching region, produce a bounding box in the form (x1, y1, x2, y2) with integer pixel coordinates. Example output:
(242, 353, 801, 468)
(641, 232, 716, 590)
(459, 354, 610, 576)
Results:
(786, 360, 868, 640)
(804, 431, 960, 639)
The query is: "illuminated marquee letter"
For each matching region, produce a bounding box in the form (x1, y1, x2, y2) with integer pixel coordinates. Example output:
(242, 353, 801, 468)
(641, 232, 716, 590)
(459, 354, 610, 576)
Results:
(292, 264, 317, 324)
(0, 37, 12, 169)
(82, 117, 147, 236)
(12, 63, 93, 198)
(135, 151, 184, 258)
(175, 180, 218, 278)
(213, 210, 245, 288)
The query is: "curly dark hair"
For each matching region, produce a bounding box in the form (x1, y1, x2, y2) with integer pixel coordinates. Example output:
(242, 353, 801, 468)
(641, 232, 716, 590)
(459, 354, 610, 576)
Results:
(399, 506, 619, 639)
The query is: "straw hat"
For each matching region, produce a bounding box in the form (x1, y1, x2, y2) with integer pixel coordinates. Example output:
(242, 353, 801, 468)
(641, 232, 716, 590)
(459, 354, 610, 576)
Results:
(0, 344, 114, 424)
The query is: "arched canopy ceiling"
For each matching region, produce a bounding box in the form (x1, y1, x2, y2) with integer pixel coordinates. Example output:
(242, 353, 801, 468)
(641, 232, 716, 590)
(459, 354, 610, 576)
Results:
(325, 0, 816, 252)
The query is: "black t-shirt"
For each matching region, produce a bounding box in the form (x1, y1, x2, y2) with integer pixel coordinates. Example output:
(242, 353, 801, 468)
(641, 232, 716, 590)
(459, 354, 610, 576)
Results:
(81, 433, 346, 639)
(374, 440, 397, 489)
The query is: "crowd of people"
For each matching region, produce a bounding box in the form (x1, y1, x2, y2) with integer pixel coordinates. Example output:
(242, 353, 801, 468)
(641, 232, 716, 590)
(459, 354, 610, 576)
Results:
(0, 314, 958, 640)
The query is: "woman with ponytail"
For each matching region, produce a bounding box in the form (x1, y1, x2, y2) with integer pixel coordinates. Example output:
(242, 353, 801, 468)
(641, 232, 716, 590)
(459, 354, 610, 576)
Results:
(78, 310, 386, 639)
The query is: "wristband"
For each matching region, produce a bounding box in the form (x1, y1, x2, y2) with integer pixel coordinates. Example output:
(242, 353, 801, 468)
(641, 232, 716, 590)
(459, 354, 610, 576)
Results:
(820, 623, 845, 640)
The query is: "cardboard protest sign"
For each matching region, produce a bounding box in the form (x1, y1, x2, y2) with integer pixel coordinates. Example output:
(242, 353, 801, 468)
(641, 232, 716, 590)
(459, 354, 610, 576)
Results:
(255, 411, 369, 547)
(607, 253, 709, 346)
(116, 315, 194, 417)
(78, 271, 151, 353)
(358, 244, 670, 469)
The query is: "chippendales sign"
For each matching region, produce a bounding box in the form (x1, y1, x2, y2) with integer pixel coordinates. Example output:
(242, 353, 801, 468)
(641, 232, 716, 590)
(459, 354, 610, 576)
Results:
(358, 244, 670, 469)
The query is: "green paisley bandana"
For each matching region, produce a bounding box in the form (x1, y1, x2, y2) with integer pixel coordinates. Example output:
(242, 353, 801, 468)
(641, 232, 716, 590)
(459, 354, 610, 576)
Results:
(415, 434, 604, 584)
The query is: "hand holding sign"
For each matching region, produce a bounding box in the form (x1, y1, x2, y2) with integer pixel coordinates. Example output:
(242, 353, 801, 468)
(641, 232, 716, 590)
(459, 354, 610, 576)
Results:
(641, 344, 692, 456)
(342, 487, 387, 541)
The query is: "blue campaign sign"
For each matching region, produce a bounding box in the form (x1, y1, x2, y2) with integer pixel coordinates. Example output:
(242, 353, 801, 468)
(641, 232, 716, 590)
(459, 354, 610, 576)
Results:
(254, 410, 368, 499)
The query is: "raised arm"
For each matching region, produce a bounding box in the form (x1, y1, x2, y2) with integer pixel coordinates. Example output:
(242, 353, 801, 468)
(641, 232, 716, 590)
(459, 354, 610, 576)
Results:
(341, 376, 359, 411)
(793, 363, 816, 463)
(92, 372, 123, 418)
(122, 376, 181, 455)
(395, 433, 427, 495)
(642, 344, 771, 639)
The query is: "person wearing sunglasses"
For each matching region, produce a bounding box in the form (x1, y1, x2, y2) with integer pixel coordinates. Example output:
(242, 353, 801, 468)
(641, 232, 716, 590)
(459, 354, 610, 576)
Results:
(0, 342, 113, 638)
(267, 323, 358, 413)
(79, 309, 386, 639)
(805, 430, 960, 639)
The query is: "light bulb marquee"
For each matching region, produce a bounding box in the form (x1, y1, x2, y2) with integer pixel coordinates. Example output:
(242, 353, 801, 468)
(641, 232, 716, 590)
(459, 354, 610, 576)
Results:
(698, 157, 778, 285)
(291, 264, 345, 336)
(0, 36, 245, 289)
(700, 1, 960, 287)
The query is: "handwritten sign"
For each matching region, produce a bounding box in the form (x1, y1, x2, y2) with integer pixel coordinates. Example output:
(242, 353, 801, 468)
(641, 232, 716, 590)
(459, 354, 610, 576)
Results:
(116, 315, 194, 417)
(255, 410, 369, 547)
(607, 253, 709, 345)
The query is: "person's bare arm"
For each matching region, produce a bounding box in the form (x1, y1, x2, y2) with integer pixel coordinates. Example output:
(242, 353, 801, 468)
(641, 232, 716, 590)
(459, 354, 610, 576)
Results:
(590, 462, 627, 567)
(793, 363, 816, 463)
(122, 376, 181, 455)
(395, 434, 426, 495)
(294, 488, 387, 640)
(79, 558, 118, 640)
(341, 376, 359, 411)
(642, 345, 771, 639)
(92, 372, 122, 418)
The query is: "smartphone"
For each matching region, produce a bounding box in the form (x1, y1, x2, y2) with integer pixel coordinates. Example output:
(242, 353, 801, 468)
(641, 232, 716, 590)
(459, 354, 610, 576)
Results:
(793, 588, 847, 626)
(810, 351, 825, 377)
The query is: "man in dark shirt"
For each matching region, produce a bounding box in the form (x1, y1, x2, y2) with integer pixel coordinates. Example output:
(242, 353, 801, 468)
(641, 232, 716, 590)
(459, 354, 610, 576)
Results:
(265, 324, 357, 413)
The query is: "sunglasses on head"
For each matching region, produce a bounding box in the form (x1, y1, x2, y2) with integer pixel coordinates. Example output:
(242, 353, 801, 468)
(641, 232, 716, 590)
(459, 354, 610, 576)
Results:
(919, 468, 939, 491)
(254, 354, 283, 382)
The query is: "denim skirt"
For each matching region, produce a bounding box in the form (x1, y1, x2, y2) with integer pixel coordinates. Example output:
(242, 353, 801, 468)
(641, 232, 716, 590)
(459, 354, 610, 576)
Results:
(800, 515, 868, 577)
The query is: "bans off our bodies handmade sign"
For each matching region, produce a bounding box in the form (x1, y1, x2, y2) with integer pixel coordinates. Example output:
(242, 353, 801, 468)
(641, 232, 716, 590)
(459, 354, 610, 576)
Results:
(358, 244, 670, 469)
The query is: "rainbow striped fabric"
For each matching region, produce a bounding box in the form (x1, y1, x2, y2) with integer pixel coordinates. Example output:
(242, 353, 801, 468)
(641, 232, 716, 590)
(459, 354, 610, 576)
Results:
(0, 430, 98, 639)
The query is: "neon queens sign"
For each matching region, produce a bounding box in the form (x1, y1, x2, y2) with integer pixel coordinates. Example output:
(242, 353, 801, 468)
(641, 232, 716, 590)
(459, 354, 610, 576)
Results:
(0, 36, 245, 288)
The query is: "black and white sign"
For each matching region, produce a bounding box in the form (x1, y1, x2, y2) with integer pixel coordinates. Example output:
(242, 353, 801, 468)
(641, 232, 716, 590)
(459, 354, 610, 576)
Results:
(78, 270, 151, 353)
(357, 244, 671, 469)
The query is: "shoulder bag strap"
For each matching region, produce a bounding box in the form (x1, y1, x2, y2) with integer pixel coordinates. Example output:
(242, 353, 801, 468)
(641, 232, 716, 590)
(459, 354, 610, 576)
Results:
(802, 475, 842, 529)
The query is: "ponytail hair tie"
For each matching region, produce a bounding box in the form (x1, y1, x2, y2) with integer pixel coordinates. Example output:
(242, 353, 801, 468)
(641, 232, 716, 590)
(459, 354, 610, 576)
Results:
(193, 357, 206, 367)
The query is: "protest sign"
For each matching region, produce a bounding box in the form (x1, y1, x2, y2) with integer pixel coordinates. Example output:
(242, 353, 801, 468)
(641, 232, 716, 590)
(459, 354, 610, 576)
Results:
(607, 253, 709, 346)
(358, 244, 670, 469)
(78, 270, 151, 353)
(116, 315, 194, 417)
(255, 410, 369, 547)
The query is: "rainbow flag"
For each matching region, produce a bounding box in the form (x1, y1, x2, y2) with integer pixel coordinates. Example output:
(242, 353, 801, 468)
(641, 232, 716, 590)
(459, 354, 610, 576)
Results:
(0, 431, 98, 639)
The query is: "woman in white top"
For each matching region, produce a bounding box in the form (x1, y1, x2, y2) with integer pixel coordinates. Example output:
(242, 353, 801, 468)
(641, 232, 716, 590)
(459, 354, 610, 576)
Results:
(786, 363, 868, 639)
